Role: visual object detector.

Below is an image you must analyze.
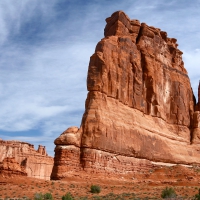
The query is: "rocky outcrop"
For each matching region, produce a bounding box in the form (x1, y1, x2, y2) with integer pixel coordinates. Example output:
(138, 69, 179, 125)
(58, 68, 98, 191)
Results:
(0, 157, 27, 176)
(51, 11, 200, 180)
(37, 145, 48, 155)
(0, 139, 53, 180)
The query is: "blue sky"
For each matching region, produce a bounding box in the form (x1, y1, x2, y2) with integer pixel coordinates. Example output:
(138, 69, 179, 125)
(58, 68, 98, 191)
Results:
(0, 0, 200, 156)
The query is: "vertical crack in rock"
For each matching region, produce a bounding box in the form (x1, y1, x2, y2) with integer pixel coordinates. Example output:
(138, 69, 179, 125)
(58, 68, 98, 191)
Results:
(191, 82, 200, 144)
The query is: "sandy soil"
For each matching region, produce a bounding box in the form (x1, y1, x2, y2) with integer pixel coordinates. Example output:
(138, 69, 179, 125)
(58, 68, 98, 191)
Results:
(1, 165, 200, 199)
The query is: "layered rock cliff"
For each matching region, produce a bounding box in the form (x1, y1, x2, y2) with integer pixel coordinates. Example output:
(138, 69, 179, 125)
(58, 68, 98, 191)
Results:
(0, 157, 27, 176)
(0, 139, 53, 179)
(51, 11, 200, 180)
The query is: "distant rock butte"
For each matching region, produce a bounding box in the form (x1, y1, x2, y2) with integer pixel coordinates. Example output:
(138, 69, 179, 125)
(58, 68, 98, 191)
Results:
(0, 139, 53, 180)
(51, 11, 200, 180)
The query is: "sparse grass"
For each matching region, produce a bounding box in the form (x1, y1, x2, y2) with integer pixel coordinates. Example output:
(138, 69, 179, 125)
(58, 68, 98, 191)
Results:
(90, 185, 101, 194)
(34, 192, 53, 200)
(61, 192, 74, 200)
(34, 193, 43, 200)
(44, 193, 53, 200)
(69, 184, 75, 188)
(161, 187, 177, 199)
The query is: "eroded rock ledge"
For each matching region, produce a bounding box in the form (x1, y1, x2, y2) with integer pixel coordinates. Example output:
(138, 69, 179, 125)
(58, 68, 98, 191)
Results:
(51, 11, 200, 180)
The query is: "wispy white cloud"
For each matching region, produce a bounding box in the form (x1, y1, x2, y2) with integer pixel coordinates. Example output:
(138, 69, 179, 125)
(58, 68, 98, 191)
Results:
(0, 41, 94, 131)
(0, 1, 56, 44)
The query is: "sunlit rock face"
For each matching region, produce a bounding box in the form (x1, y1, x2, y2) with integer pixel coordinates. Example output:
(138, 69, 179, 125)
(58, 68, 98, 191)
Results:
(51, 11, 200, 180)
(0, 139, 53, 180)
(0, 157, 27, 176)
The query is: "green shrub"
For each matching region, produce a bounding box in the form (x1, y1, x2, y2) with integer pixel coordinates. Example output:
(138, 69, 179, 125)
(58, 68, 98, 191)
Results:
(34, 193, 43, 200)
(195, 194, 200, 200)
(161, 187, 176, 199)
(44, 193, 53, 200)
(90, 185, 101, 194)
(62, 192, 74, 200)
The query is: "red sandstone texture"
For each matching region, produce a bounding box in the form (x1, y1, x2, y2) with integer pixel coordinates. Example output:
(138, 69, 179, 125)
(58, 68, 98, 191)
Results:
(51, 11, 200, 180)
(196, 82, 200, 111)
(0, 139, 53, 180)
(0, 157, 27, 176)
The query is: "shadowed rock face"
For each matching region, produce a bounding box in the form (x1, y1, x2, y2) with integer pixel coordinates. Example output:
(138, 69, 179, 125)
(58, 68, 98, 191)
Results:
(51, 11, 200, 180)
(0, 139, 54, 180)
(193, 82, 200, 144)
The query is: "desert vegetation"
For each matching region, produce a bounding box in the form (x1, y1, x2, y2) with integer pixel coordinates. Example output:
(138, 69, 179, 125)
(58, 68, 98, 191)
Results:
(161, 187, 176, 199)
(90, 185, 101, 194)
(1, 165, 200, 200)
(1, 175, 200, 200)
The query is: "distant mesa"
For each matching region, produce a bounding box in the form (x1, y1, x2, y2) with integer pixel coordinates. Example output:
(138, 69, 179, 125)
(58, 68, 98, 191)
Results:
(51, 11, 200, 180)
(0, 140, 53, 180)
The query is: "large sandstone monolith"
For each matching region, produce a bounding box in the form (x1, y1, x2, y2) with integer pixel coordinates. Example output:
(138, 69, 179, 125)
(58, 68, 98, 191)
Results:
(0, 139, 54, 180)
(51, 11, 200, 180)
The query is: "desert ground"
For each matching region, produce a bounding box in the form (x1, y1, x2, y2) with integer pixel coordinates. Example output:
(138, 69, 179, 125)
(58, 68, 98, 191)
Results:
(1, 165, 200, 199)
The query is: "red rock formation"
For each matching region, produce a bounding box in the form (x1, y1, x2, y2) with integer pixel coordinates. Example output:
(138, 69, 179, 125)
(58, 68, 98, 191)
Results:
(197, 81, 200, 111)
(37, 145, 47, 156)
(51, 11, 200, 180)
(0, 157, 27, 176)
(192, 82, 200, 144)
(0, 139, 53, 180)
